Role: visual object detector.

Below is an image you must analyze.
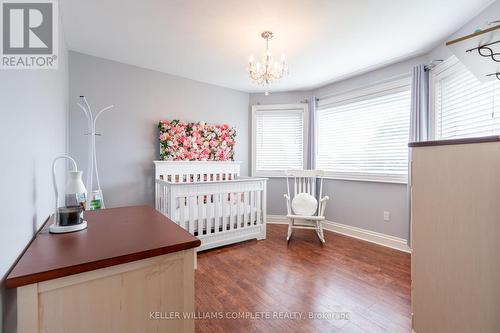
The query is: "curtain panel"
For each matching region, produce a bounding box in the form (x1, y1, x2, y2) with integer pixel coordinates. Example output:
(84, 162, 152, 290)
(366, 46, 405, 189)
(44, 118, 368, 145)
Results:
(408, 64, 430, 246)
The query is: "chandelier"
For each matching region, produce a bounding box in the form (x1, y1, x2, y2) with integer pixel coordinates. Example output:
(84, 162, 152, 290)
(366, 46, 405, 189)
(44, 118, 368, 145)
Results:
(247, 31, 288, 85)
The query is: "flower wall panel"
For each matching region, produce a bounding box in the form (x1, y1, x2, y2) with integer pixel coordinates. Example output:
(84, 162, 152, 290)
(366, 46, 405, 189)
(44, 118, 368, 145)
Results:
(158, 120, 236, 161)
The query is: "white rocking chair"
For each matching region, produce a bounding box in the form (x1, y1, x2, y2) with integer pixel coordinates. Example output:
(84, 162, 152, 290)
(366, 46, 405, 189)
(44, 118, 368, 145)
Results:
(284, 170, 330, 243)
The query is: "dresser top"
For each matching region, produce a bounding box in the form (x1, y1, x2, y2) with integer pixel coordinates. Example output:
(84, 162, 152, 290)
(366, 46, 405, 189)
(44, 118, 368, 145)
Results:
(6, 205, 200, 288)
(408, 135, 500, 148)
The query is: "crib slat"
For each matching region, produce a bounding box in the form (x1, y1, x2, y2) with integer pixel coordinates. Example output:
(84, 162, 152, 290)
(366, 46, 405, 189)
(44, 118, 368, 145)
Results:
(207, 195, 214, 235)
(222, 193, 227, 232)
(241, 192, 245, 227)
(236, 192, 242, 229)
(157, 182, 161, 213)
(240, 192, 245, 228)
(206, 195, 210, 234)
(155, 182, 159, 211)
(189, 196, 195, 235)
(197, 195, 203, 236)
(155, 182, 158, 210)
(251, 191, 255, 226)
(179, 197, 186, 229)
(256, 190, 261, 226)
(243, 191, 249, 227)
(240, 191, 244, 228)
(248, 191, 251, 226)
(214, 193, 220, 234)
(159, 184, 163, 215)
(163, 185, 167, 216)
(229, 193, 234, 231)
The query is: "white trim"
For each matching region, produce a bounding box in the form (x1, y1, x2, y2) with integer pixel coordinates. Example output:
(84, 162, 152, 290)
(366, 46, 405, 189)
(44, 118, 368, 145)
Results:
(428, 56, 460, 140)
(244, 175, 408, 184)
(251, 103, 309, 177)
(322, 173, 408, 184)
(267, 215, 411, 253)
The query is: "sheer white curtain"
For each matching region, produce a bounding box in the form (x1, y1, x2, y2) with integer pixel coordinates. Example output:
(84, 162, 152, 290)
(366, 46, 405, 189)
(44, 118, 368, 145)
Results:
(307, 96, 317, 169)
(410, 64, 429, 142)
(408, 64, 429, 246)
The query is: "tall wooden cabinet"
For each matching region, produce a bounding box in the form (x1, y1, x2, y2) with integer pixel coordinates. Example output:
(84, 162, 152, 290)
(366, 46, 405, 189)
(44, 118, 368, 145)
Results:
(410, 137, 500, 333)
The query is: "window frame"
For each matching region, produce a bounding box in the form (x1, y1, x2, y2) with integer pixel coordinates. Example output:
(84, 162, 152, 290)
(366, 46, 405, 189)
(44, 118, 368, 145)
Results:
(429, 56, 461, 140)
(429, 56, 500, 140)
(251, 103, 309, 177)
(315, 76, 412, 184)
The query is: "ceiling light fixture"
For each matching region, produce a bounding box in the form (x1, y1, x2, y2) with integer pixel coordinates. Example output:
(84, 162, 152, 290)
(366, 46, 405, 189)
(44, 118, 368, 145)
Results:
(247, 31, 288, 86)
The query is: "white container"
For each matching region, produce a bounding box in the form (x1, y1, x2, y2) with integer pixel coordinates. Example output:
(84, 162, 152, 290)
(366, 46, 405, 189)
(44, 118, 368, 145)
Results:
(50, 155, 88, 234)
(65, 171, 87, 208)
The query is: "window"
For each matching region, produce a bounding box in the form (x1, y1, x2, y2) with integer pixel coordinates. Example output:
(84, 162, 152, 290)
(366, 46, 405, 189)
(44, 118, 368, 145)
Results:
(252, 104, 308, 177)
(431, 56, 500, 139)
(316, 78, 411, 183)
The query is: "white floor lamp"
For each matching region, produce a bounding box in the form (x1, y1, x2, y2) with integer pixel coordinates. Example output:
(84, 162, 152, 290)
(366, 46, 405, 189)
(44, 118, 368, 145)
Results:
(77, 96, 114, 210)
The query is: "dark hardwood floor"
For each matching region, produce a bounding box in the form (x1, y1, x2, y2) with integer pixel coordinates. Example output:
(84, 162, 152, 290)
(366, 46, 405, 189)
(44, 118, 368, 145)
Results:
(195, 224, 411, 333)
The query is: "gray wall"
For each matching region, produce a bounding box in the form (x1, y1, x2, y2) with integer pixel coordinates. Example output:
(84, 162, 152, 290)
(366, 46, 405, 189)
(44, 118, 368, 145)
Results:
(0, 19, 69, 333)
(68, 52, 250, 209)
(250, 57, 427, 241)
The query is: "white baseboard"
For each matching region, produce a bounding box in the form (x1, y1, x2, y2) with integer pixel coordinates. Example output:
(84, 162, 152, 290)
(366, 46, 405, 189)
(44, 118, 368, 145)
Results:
(267, 215, 411, 253)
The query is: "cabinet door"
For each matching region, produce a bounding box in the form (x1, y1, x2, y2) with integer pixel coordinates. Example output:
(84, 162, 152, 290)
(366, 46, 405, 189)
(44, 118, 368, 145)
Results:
(411, 142, 500, 333)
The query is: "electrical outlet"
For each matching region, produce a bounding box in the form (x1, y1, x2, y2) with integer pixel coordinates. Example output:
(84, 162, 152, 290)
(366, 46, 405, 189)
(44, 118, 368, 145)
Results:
(383, 211, 391, 222)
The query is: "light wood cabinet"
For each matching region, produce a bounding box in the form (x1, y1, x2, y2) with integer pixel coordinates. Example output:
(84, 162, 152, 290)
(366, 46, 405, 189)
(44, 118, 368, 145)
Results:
(7, 206, 200, 333)
(17, 250, 195, 333)
(410, 139, 500, 333)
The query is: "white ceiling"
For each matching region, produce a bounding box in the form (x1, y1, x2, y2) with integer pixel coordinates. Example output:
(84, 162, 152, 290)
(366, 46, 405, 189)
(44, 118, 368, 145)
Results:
(60, 0, 493, 93)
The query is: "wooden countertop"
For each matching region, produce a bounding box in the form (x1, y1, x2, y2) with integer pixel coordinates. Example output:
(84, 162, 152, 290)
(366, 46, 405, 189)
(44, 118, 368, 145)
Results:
(6, 205, 200, 288)
(408, 135, 500, 148)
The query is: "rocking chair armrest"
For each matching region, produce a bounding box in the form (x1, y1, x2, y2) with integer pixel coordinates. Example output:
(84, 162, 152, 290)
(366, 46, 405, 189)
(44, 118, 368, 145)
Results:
(319, 196, 329, 216)
(284, 194, 292, 215)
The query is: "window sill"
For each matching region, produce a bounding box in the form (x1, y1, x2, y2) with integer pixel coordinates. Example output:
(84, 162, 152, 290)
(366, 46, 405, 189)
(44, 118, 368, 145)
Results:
(321, 175, 408, 185)
(252, 172, 408, 184)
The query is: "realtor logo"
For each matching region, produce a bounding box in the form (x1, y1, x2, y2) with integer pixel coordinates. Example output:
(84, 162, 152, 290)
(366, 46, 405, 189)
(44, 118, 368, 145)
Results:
(1, 0, 58, 69)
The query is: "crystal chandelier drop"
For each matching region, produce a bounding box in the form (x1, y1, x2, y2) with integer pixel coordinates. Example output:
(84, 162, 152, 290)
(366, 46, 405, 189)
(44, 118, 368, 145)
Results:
(247, 31, 288, 85)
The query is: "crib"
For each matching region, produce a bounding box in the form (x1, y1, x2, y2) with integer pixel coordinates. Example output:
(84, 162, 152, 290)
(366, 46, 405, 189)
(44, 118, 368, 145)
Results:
(154, 161, 267, 251)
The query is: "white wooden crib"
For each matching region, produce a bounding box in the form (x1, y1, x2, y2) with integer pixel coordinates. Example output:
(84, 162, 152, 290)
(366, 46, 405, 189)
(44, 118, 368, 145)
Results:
(154, 161, 267, 251)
